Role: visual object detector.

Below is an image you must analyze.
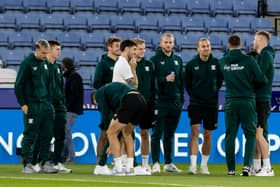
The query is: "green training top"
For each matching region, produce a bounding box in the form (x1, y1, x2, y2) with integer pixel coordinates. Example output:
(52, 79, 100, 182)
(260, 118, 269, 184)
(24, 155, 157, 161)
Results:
(255, 46, 275, 102)
(15, 53, 51, 106)
(95, 82, 136, 127)
(185, 54, 223, 107)
(150, 49, 184, 101)
(93, 54, 116, 89)
(136, 57, 157, 106)
(48, 61, 64, 104)
(219, 49, 267, 99)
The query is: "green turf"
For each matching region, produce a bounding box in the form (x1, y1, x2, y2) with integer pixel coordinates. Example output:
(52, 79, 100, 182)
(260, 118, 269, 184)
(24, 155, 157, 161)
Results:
(0, 164, 279, 187)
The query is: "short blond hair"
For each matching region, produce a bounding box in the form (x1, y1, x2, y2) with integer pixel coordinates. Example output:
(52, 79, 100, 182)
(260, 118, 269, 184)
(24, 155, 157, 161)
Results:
(132, 38, 145, 45)
(256, 30, 270, 41)
(197, 37, 210, 47)
(161, 33, 174, 41)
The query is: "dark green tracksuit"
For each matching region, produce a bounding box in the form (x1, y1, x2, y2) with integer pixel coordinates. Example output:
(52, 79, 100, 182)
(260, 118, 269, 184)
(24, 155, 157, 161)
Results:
(15, 53, 55, 166)
(219, 49, 267, 171)
(255, 46, 275, 140)
(49, 61, 67, 164)
(93, 54, 115, 89)
(185, 54, 223, 108)
(150, 49, 184, 164)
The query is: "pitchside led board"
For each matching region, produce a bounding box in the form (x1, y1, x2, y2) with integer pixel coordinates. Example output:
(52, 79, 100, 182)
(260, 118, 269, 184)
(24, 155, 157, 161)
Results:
(1, 109, 280, 164)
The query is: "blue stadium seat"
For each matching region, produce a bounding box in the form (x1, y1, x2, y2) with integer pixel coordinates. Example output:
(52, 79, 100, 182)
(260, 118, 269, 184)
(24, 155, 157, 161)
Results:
(77, 66, 95, 88)
(175, 33, 205, 50)
(118, 0, 143, 15)
(267, 0, 280, 16)
(233, 0, 257, 16)
(87, 14, 111, 32)
(142, 0, 165, 15)
(46, 0, 71, 13)
(210, 0, 234, 16)
(206, 17, 229, 33)
(208, 33, 224, 50)
(158, 15, 182, 33)
(144, 48, 154, 59)
(32, 31, 59, 41)
(135, 15, 159, 33)
(95, 0, 119, 14)
(57, 32, 82, 48)
(164, 0, 189, 15)
(138, 32, 157, 49)
(270, 35, 280, 51)
(179, 49, 197, 63)
(273, 68, 280, 84)
(8, 32, 33, 48)
(22, 0, 47, 13)
(0, 0, 24, 13)
(228, 17, 252, 33)
(212, 49, 224, 59)
(78, 50, 101, 66)
(237, 32, 254, 50)
(64, 14, 89, 32)
(81, 32, 111, 49)
(0, 33, 10, 47)
(110, 15, 136, 32)
(0, 13, 17, 30)
(15, 13, 41, 31)
(187, 0, 211, 15)
(1, 48, 29, 66)
(60, 48, 81, 62)
(39, 13, 65, 31)
(181, 16, 206, 33)
(251, 18, 274, 33)
(70, 0, 94, 13)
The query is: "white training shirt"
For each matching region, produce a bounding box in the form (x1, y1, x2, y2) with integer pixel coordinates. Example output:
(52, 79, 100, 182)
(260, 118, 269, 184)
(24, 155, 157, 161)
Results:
(112, 56, 133, 84)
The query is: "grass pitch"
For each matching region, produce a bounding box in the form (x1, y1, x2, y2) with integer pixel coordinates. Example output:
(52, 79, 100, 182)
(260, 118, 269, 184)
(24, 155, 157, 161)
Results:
(0, 164, 279, 187)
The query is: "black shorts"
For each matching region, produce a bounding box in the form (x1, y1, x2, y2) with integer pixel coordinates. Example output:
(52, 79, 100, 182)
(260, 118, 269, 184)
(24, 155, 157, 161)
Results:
(114, 93, 147, 125)
(188, 105, 218, 130)
(256, 101, 270, 128)
(139, 103, 156, 130)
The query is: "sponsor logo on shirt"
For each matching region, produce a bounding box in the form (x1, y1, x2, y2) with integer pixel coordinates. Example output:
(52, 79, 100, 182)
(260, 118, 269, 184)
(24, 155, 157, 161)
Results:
(224, 64, 244, 71)
(211, 65, 216, 70)
(44, 64, 48, 70)
(160, 61, 165, 65)
(57, 68, 61, 74)
(32, 66, 38, 71)
(194, 66, 199, 70)
(145, 66, 150, 71)
(174, 60, 179, 65)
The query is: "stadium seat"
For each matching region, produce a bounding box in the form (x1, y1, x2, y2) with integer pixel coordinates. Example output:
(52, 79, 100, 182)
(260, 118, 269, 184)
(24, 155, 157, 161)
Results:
(187, 0, 211, 15)
(0, 0, 24, 13)
(57, 32, 82, 49)
(64, 14, 89, 32)
(15, 13, 41, 31)
(0, 13, 17, 30)
(270, 35, 280, 51)
(212, 49, 224, 59)
(142, 0, 165, 15)
(32, 31, 59, 42)
(70, 0, 95, 13)
(110, 15, 136, 32)
(46, 0, 71, 13)
(22, 0, 47, 13)
(81, 32, 111, 49)
(267, 0, 280, 16)
(135, 15, 159, 33)
(164, 0, 189, 15)
(39, 13, 65, 31)
(138, 31, 157, 49)
(176, 33, 205, 50)
(95, 0, 119, 14)
(60, 48, 81, 62)
(1, 48, 29, 67)
(251, 18, 274, 33)
(118, 0, 143, 15)
(158, 15, 183, 33)
(8, 32, 33, 48)
(206, 17, 229, 33)
(273, 68, 280, 84)
(208, 33, 224, 50)
(210, 0, 234, 16)
(233, 0, 257, 16)
(144, 48, 154, 59)
(181, 16, 206, 33)
(87, 14, 111, 32)
(77, 66, 95, 88)
(0, 33, 10, 47)
(228, 17, 252, 33)
(78, 50, 101, 66)
(179, 49, 197, 63)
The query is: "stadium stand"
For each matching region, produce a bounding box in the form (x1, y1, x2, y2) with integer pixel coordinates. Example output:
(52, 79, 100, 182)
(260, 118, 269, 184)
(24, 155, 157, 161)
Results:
(0, 0, 278, 88)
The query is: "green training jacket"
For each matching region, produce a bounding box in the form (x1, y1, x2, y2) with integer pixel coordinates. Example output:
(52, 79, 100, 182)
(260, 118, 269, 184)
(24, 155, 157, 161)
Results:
(15, 53, 51, 106)
(219, 49, 267, 99)
(95, 82, 136, 127)
(150, 49, 184, 102)
(185, 54, 223, 107)
(255, 46, 275, 102)
(93, 54, 116, 89)
(49, 61, 64, 104)
(136, 57, 157, 106)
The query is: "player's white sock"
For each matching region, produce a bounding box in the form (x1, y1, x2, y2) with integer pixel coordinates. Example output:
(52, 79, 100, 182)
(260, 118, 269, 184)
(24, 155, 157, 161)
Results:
(201, 155, 209, 167)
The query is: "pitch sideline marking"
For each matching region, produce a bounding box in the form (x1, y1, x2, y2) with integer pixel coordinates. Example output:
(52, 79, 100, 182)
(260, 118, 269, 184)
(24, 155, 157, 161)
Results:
(0, 176, 226, 187)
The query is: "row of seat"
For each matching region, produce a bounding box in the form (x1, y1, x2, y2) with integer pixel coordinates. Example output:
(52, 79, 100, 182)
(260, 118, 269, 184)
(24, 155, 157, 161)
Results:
(0, 0, 259, 16)
(0, 12, 274, 34)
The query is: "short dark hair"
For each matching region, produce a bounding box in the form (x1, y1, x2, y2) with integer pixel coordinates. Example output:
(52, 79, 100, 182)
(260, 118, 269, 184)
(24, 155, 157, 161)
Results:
(48, 40, 60, 47)
(120, 39, 136, 52)
(228, 35, 241, 47)
(256, 30, 270, 41)
(106, 37, 121, 49)
(62, 57, 75, 70)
